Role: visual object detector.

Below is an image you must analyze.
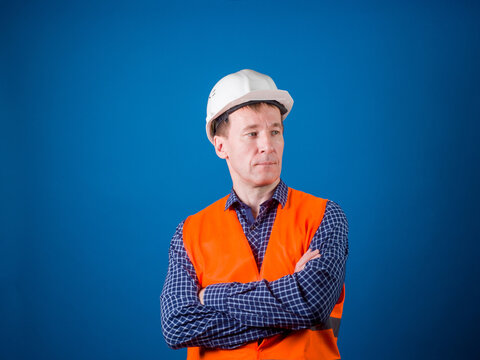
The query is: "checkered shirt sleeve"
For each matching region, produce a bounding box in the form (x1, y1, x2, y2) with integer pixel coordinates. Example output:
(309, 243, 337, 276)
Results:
(160, 200, 348, 348)
(203, 200, 348, 329)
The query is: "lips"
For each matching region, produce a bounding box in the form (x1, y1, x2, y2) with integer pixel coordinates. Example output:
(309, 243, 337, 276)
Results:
(254, 160, 277, 166)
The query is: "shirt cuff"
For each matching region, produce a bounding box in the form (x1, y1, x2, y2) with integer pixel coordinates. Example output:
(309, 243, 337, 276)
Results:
(203, 283, 230, 313)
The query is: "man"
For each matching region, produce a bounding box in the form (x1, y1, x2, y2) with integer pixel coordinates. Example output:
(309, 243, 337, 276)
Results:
(161, 69, 349, 359)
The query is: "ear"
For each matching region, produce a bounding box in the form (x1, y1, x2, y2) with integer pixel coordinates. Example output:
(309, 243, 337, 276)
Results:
(214, 135, 228, 160)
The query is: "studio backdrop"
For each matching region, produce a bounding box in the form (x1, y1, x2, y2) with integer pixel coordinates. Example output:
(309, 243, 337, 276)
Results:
(1, 1, 479, 359)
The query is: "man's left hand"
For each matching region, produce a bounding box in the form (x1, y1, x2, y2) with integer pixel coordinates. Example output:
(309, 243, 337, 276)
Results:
(199, 288, 206, 305)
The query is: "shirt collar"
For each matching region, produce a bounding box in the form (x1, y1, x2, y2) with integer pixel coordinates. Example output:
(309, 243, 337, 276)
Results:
(225, 179, 289, 211)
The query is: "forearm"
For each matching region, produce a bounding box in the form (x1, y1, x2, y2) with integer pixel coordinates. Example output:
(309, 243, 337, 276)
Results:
(161, 293, 284, 349)
(203, 201, 348, 330)
(204, 254, 346, 329)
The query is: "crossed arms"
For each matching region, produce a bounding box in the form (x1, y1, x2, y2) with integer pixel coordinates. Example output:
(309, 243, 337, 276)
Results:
(160, 201, 348, 350)
(198, 248, 320, 304)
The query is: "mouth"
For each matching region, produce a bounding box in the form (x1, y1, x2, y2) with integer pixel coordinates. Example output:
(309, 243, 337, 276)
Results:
(255, 161, 277, 166)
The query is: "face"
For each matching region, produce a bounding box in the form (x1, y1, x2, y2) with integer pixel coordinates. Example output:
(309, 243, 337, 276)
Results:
(214, 104, 284, 189)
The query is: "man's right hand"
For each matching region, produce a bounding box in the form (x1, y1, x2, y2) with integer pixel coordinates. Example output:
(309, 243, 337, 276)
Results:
(294, 249, 320, 273)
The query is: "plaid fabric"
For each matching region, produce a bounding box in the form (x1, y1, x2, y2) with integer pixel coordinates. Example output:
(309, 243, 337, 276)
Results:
(160, 180, 348, 349)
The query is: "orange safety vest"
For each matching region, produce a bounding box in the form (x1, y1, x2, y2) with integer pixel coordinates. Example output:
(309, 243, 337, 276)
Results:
(183, 188, 345, 360)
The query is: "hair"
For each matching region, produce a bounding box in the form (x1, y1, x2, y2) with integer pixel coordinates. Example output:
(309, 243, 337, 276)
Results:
(211, 102, 284, 138)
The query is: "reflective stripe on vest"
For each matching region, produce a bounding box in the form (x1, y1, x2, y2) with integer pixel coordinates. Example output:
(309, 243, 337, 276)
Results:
(183, 188, 344, 360)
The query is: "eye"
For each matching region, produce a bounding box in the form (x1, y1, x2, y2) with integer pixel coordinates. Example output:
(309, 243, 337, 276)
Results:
(271, 130, 281, 135)
(246, 132, 257, 137)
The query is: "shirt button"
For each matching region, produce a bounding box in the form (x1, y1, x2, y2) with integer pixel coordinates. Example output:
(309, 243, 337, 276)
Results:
(250, 224, 256, 230)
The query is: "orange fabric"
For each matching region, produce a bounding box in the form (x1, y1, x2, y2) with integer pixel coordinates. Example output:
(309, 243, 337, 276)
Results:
(183, 188, 344, 360)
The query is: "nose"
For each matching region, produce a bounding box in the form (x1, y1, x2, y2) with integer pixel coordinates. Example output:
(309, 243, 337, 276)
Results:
(258, 132, 274, 153)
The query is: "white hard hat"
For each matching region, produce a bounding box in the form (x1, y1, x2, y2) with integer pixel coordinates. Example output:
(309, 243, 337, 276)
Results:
(205, 69, 294, 144)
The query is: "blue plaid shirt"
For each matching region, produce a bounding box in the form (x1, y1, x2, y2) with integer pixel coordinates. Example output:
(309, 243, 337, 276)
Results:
(160, 180, 349, 350)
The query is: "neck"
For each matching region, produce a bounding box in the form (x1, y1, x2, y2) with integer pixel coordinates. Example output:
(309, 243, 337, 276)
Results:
(232, 178, 280, 219)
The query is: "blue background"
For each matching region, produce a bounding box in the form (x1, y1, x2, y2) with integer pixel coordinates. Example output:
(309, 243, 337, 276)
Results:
(1, 0, 479, 359)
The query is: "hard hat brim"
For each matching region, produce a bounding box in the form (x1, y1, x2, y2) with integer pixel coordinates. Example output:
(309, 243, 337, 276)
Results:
(205, 89, 293, 144)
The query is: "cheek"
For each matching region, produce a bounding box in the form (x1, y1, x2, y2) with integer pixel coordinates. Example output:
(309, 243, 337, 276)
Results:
(231, 145, 253, 165)
(276, 141, 284, 156)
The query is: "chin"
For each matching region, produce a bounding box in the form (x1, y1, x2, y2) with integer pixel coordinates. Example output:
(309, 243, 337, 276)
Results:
(253, 174, 280, 187)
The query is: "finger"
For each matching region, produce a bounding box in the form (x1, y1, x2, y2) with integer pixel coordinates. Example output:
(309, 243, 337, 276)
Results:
(296, 250, 313, 268)
(302, 252, 321, 267)
(303, 249, 320, 262)
(295, 249, 318, 271)
(199, 288, 205, 305)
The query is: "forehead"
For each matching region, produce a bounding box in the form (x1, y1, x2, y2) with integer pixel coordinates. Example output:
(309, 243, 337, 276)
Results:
(228, 105, 282, 130)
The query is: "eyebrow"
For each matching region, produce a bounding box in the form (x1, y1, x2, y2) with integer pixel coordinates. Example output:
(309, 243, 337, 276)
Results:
(241, 122, 283, 131)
